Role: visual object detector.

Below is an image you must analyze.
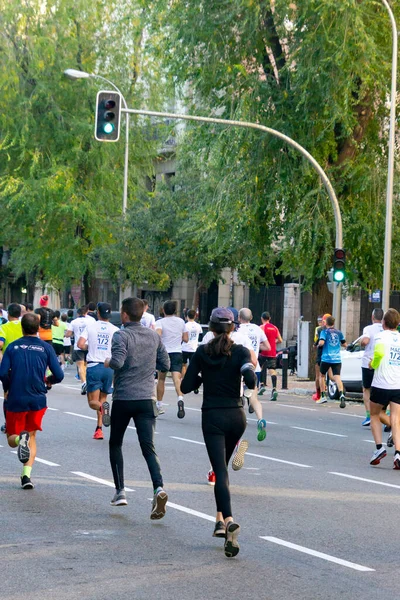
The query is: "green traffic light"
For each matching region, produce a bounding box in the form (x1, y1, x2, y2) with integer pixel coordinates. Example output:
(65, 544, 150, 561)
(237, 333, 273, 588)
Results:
(333, 271, 345, 282)
(103, 122, 114, 134)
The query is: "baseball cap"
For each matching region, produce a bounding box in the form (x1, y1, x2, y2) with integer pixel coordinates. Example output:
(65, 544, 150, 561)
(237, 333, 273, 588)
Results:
(97, 302, 111, 318)
(210, 307, 234, 324)
(322, 313, 331, 322)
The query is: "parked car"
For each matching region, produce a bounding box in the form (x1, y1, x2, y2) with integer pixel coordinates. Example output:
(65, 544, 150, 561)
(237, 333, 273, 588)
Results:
(327, 336, 363, 399)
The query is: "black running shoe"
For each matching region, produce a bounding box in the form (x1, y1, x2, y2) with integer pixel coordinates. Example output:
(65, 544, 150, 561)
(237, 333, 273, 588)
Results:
(21, 476, 34, 489)
(177, 399, 185, 419)
(101, 401, 111, 427)
(224, 522, 240, 558)
(17, 431, 30, 464)
(213, 521, 226, 538)
(384, 425, 391, 433)
(194, 389, 199, 395)
(339, 394, 346, 409)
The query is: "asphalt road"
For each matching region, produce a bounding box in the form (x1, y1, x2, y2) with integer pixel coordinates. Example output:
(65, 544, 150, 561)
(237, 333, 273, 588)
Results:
(1, 369, 400, 600)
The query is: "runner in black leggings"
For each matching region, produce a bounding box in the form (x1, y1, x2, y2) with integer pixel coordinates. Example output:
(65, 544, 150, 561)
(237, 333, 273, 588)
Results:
(181, 307, 256, 558)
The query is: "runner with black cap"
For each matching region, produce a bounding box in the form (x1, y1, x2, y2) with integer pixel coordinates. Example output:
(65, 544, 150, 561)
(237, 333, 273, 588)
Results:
(77, 303, 119, 440)
(181, 307, 257, 558)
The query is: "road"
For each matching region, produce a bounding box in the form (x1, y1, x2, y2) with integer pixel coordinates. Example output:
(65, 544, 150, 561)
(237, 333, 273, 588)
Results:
(1, 369, 400, 600)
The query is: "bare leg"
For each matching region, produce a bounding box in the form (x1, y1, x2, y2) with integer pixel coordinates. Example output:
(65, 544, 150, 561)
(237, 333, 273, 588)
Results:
(333, 374, 344, 394)
(370, 402, 383, 445)
(76, 360, 86, 383)
(363, 387, 371, 415)
(249, 389, 263, 420)
(390, 402, 400, 450)
(157, 371, 166, 402)
(171, 371, 182, 396)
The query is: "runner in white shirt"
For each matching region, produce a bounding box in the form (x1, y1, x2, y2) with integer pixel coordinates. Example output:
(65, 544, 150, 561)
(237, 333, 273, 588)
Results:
(77, 303, 119, 440)
(238, 308, 270, 441)
(181, 309, 203, 378)
(141, 300, 156, 330)
(360, 308, 384, 426)
(155, 300, 188, 416)
(65, 306, 91, 394)
(368, 309, 400, 468)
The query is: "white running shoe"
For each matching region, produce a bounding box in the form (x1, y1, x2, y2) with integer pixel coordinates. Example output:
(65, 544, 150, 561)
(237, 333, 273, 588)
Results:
(232, 439, 249, 471)
(316, 396, 327, 404)
(370, 447, 387, 465)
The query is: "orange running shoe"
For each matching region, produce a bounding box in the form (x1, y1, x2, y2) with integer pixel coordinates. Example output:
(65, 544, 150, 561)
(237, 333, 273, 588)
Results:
(93, 428, 104, 440)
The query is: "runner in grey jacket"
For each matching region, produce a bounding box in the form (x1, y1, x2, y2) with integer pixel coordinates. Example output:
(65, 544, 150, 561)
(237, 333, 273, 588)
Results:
(105, 297, 170, 518)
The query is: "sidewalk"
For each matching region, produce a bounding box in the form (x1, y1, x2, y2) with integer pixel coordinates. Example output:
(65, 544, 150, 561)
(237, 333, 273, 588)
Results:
(276, 374, 315, 397)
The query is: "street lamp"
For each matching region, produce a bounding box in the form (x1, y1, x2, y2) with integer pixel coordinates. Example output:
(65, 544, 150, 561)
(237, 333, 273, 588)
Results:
(64, 68, 129, 215)
(380, 1, 397, 312)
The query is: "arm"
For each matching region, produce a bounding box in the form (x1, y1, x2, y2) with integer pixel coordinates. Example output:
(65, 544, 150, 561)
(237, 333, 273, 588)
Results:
(107, 331, 127, 370)
(46, 347, 64, 384)
(0, 348, 11, 392)
(240, 348, 257, 389)
(371, 342, 385, 370)
(182, 330, 189, 343)
(181, 350, 203, 394)
(260, 340, 270, 352)
(276, 328, 283, 344)
(156, 339, 170, 373)
(77, 336, 88, 351)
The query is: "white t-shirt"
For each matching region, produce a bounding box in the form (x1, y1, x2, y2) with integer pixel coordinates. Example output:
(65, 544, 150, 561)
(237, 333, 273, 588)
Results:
(81, 319, 119, 364)
(155, 316, 186, 353)
(141, 311, 156, 329)
(201, 329, 253, 352)
(182, 321, 203, 352)
(238, 323, 267, 373)
(362, 322, 383, 368)
(68, 316, 92, 350)
(372, 330, 400, 390)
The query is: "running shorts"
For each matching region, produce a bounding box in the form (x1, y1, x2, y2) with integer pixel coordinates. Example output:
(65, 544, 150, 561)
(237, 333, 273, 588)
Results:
(168, 352, 183, 373)
(370, 387, 400, 408)
(6, 408, 47, 436)
(72, 349, 88, 363)
(63, 345, 71, 355)
(362, 367, 374, 390)
(182, 351, 194, 365)
(52, 342, 64, 357)
(86, 363, 113, 394)
(320, 361, 341, 376)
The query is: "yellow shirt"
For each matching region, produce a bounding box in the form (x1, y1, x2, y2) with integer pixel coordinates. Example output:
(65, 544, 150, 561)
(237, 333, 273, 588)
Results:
(0, 320, 23, 352)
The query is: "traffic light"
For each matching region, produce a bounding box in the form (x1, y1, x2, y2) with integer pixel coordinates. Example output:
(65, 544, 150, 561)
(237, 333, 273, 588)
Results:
(95, 90, 121, 142)
(333, 248, 346, 283)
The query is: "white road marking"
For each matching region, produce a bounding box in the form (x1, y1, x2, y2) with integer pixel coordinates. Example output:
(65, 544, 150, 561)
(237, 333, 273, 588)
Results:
(65, 411, 96, 421)
(260, 536, 374, 572)
(184, 407, 201, 412)
(170, 436, 205, 445)
(148, 498, 214, 522)
(244, 467, 260, 470)
(275, 404, 317, 412)
(47, 407, 59, 411)
(10, 451, 59, 466)
(291, 426, 347, 438)
(329, 472, 400, 490)
(248, 418, 278, 425)
(61, 385, 82, 391)
(330, 411, 364, 419)
(364, 439, 387, 445)
(71, 471, 134, 492)
(246, 452, 312, 468)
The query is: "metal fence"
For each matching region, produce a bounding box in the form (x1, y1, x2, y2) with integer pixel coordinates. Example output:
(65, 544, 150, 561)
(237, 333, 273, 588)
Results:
(249, 285, 284, 332)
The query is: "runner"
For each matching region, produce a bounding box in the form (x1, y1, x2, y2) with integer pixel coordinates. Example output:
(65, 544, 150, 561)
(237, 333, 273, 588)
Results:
(318, 315, 347, 408)
(238, 307, 270, 441)
(105, 297, 170, 516)
(61, 314, 72, 364)
(368, 309, 400, 468)
(312, 316, 324, 401)
(65, 306, 91, 395)
(51, 310, 68, 370)
(0, 303, 23, 354)
(34, 295, 56, 344)
(181, 307, 256, 558)
(0, 313, 64, 489)
(360, 308, 384, 426)
(258, 312, 283, 401)
(87, 302, 98, 321)
(77, 303, 119, 440)
(155, 300, 188, 417)
(140, 300, 156, 330)
(181, 309, 203, 378)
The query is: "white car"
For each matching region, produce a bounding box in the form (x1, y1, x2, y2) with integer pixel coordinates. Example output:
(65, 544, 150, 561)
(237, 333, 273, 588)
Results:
(327, 336, 363, 399)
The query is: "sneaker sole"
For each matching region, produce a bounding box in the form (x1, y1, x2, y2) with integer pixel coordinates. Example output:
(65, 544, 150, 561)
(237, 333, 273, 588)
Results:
(271, 391, 278, 401)
(258, 388, 266, 396)
(21, 480, 34, 490)
(177, 400, 185, 419)
(151, 491, 168, 520)
(110, 499, 128, 506)
(232, 440, 249, 471)
(224, 523, 240, 558)
(101, 401, 111, 427)
(370, 451, 387, 465)
(17, 431, 30, 464)
(339, 398, 346, 409)
(393, 459, 400, 470)
(362, 422, 371, 427)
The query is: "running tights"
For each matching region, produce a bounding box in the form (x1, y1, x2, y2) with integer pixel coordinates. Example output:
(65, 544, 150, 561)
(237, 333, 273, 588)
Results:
(202, 407, 246, 519)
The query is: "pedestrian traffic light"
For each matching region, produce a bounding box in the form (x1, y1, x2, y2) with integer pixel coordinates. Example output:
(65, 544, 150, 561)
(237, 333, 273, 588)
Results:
(333, 248, 346, 283)
(95, 90, 121, 142)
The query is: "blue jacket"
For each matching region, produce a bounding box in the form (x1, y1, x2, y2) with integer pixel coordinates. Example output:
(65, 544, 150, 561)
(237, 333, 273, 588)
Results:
(0, 336, 64, 412)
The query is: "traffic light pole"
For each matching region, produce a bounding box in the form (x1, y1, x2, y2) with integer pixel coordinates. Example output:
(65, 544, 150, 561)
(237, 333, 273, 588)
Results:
(122, 106, 344, 328)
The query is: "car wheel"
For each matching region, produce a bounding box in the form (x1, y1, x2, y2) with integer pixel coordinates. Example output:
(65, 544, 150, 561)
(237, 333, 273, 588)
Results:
(327, 377, 339, 400)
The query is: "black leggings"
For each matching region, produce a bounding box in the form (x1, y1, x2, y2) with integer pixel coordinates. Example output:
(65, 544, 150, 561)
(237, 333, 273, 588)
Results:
(109, 400, 163, 491)
(202, 407, 246, 519)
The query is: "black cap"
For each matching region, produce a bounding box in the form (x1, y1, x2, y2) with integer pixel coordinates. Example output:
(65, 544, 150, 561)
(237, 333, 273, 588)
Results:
(97, 302, 111, 318)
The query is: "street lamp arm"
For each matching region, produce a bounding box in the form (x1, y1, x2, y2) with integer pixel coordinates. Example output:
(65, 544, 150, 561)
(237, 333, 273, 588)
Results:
(123, 107, 343, 248)
(89, 74, 128, 110)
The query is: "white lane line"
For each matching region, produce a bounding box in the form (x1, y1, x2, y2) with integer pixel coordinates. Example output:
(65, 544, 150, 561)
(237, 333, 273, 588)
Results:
(148, 498, 214, 522)
(364, 439, 387, 445)
(170, 436, 205, 446)
(291, 426, 347, 438)
(0, 444, 3, 448)
(10, 451, 59, 466)
(65, 411, 96, 421)
(246, 452, 312, 468)
(61, 385, 82, 391)
(248, 418, 278, 425)
(47, 407, 59, 411)
(72, 471, 134, 492)
(329, 472, 400, 490)
(244, 467, 260, 470)
(185, 407, 201, 412)
(330, 411, 364, 419)
(260, 536, 374, 572)
(275, 404, 317, 412)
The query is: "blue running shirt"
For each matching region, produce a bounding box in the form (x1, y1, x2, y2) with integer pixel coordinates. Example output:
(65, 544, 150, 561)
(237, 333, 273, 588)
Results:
(320, 327, 345, 364)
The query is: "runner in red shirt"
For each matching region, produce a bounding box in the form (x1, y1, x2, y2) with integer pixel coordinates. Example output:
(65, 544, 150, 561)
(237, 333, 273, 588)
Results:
(259, 312, 283, 401)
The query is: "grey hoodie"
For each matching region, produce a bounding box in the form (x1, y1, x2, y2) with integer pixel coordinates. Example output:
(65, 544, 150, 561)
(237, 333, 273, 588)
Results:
(109, 321, 170, 401)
